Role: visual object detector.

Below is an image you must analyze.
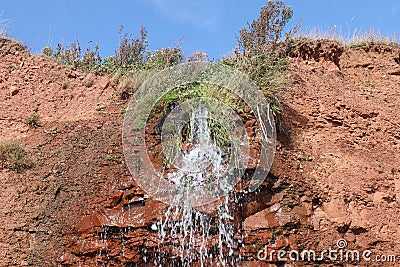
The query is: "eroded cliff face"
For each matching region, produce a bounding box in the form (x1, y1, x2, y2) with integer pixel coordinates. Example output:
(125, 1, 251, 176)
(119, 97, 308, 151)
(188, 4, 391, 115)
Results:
(0, 38, 399, 266)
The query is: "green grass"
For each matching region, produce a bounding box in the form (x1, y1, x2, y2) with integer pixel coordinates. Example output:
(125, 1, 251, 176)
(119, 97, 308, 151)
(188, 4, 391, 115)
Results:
(144, 82, 247, 170)
(106, 153, 121, 161)
(96, 105, 106, 111)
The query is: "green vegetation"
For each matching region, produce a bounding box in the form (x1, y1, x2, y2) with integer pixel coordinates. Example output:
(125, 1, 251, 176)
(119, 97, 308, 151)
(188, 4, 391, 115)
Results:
(151, 82, 245, 149)
(0, 141, 33, 172)
(38, 1, 296, 106)
(42, 25, 184, 75)
(25, 113, 41, 128)
(96, 105, 106, 111)
(38, 0, 400, 152)
(106, 153, 121, 161)
(120, 1, 295, 168)
(226, 0, 294, 108)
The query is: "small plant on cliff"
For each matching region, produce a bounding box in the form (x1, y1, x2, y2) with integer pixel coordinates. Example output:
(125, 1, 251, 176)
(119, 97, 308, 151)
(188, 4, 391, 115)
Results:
(106, 153, 121, 161)
(43, 39, 102, 72)
(0, 141, 33, 172)
(25, 113, 41, 128)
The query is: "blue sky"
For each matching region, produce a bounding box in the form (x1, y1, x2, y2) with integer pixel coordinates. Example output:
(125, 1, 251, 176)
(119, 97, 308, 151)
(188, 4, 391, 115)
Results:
(1, 0, 398, 60)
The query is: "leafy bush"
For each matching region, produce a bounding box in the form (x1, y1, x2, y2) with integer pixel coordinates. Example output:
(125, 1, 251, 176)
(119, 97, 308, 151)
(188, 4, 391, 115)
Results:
(80, 43, 102, 71)
(236, 0, 293, 55)
(42, 25, 184, 76)
(0, 141, 33, 172)
(114, 25, 148, 69)
(43, 40, 102, 72)
(230, 0, 294, 105)
(54, 40, 81, 66)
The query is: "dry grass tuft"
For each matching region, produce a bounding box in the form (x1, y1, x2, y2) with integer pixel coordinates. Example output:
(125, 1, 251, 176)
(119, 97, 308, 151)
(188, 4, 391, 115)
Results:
(294, 26, 399, 47)
(0, 141, 33, 172)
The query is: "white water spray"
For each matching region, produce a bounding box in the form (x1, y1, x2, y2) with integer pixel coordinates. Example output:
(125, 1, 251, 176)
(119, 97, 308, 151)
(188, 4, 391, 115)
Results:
(156, 106, 238, 266)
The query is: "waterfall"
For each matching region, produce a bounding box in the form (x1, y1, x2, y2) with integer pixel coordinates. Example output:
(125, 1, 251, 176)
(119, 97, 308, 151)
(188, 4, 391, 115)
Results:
(156, 105, 239, 266)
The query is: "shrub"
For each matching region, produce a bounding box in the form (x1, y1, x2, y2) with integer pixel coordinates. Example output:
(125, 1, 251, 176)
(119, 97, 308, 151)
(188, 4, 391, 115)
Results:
(114, 25, 148, 69)
(42, 46, 53, 57)
(54, 39, 82, 66)
(80, 43, 102, 71)
(147, 47, 184, 69)
(188, 51, 209, 62)
(231, 0, 294, 105)
(25, 113, 41, 127)
(44, 39, 102, 72)
(42, 25, 185, 74)
(236, 0, 293, 55)
(0, 141, 33, 172)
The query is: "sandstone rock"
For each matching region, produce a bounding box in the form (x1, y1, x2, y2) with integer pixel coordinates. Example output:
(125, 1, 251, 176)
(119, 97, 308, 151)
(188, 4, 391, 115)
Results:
(124, 230, 146, 246)
(194, 198, 220, 217)
(291, 205, 311, 218)
(244, 230, 272, 244)
(98, 76, 109, 90)
(344, 232, 356, 243)
(76, 214, 102, 234)
(372, 191, 387, 204)
(312, 207, 327, 231)
(106, 191, 123, 208)
(59, 252, 75, 265)
(73, 238, 106, 255)
(275, 208, 292, 226)
(108, 248, 122, 257)
(116, 248, 140, 262)
(355, 234, 378, 250)
(10, 85, 19, 96)
(388, 69, 400, 75)
(349, 219, 368, 235)
(321, 198, 350, 224)
(243, 209, 279, 230)
(98, 199, 166, 228)
(83, 73, 95, 87)
(395, 179, 400, 205)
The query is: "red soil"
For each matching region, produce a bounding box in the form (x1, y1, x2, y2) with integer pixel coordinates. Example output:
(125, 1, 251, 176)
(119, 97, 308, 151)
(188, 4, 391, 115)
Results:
(0, 38, 399, 266)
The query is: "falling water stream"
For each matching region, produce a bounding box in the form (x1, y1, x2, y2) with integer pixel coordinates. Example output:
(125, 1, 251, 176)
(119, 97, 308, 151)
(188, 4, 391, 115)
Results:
(154, 106, 240, 266)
